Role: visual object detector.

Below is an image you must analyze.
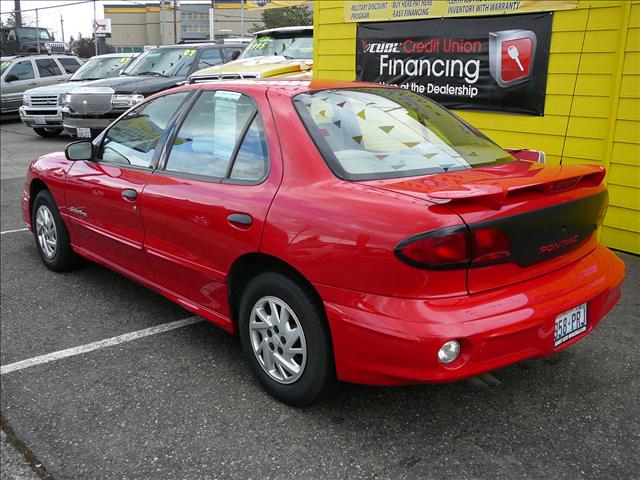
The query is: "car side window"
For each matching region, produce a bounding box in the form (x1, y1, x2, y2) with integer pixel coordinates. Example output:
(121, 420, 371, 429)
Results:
(99, 92, 189, 168)
(5, 60, 34, 80)
(35, 58, 62, 78)
(58, 57, 81, 74)
(197, 48, 223, 70)
(229, 115, 268, 181)
(164, 90, 256, 178)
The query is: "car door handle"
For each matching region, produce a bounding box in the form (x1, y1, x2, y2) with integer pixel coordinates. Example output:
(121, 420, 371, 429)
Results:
(227, 213, 252, 226)
(121, 189, 137, 201)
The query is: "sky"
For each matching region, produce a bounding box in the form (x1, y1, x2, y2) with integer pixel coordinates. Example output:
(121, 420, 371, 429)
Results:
(0, 0, 220, 41)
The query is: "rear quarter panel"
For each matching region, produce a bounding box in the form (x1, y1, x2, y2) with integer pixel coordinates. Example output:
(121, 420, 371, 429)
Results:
(262, 90, 468, 299)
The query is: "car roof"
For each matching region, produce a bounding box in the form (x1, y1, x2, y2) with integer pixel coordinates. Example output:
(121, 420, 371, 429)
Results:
(253, 26, 313, 35)
(180, 79, 383, 97)
(1, 54, 79, 61)
(158, 43, 244, 49)
(90, 52, 137, 58)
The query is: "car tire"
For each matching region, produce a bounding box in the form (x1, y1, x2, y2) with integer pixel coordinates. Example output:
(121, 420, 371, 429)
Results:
(32, 189, 78, 272)
(238, 272, 334, 406)
(33, 127, 62, 138)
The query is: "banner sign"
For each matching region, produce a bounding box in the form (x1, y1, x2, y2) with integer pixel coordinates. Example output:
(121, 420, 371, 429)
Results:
(94, 19, 112, 38)
(356, 13, 552, 115)
(247, 0, 311, 10)
(345, 0, 576, 23)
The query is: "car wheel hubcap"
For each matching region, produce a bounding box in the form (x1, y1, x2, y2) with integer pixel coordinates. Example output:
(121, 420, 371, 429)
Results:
(249, 296, 307, 384)
(35, 205, 57, 258)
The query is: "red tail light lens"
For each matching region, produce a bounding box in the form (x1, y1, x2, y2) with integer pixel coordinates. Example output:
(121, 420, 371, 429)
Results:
(472, 228, 511, 263)
(395, 227, 470, 268)
(396, 226, 512, 269)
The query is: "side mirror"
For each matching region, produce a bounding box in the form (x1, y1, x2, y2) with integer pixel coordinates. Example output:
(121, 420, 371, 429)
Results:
(4, 74, 18, 82)
(65, 140, 94, 161)
(231, 50, 240, 61)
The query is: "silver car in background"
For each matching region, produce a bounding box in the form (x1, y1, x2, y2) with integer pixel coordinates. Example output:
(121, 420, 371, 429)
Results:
(1, 54, 82, 114)
(19, 53, 137, 137)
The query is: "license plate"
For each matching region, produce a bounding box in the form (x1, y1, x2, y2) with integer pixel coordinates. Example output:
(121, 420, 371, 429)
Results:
(554, 303, 587, 347)
(34, 115, 46, 125)
(77, 127, 91, 138)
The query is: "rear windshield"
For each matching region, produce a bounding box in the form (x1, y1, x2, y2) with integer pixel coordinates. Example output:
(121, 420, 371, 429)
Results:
(293, 88, 514, 181)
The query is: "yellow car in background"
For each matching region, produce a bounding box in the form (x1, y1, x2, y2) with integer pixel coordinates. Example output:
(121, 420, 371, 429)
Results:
(189, 26, 313, 82)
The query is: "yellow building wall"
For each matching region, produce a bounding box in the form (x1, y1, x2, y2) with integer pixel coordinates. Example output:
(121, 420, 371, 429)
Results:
(313, 0, 640, 254)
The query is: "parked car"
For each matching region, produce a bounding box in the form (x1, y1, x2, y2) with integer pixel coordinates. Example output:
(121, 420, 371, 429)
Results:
(21, 80, 624, 406)
(190, 26, 313, 82)
(19, 53, 138, 137)
(60, 43, 245, 138)
(1, 26, 66, 55)
(1, 54, 82, 114)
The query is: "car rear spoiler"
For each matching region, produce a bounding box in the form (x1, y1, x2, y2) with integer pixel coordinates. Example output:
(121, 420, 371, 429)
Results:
(426, 164, 606, 209)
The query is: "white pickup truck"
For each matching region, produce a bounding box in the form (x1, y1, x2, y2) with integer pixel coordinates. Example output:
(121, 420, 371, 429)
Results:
(19, 52, 137, 137)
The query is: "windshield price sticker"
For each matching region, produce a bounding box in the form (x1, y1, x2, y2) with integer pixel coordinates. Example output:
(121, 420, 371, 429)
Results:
(1, 61, 11, 68)
(249, 36, 271, 51)
(183, 49, 197, 57)
(119, 57, 129, 63)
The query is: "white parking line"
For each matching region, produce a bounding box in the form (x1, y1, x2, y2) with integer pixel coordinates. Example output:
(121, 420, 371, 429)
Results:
(1, 227, 28, 235)
(1, 316, 202, 375)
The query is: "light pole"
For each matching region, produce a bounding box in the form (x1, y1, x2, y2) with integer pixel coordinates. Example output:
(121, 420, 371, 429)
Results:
(35, 8, 40, 53)
(60, 14, 65, 45)
(14, 0, 22, 27)
(93, 0, 98, 56)
(173, 0, 178, 44)
(209, 0, 215, 41)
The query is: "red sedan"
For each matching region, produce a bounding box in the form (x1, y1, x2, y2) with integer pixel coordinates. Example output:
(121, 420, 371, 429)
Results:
(21, 80, 624, 405)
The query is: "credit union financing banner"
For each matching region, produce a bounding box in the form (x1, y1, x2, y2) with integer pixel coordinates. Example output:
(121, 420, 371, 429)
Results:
(247, 0, 311, 10)
(356, 13, 552, 115)
(345, 0, 576, 22)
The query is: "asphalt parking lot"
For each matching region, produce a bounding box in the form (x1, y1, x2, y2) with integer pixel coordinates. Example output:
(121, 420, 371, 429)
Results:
(1, 118, 639, 480)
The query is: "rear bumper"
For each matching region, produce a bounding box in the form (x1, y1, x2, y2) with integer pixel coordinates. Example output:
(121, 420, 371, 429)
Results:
(319, 245, 625, 386)
(19, 106, 63, 127)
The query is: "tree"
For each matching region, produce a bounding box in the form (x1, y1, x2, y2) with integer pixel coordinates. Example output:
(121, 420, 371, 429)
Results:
(251, 5, 312, 32)
(68, 32, 113, 58)
(2, 11, 18, 28)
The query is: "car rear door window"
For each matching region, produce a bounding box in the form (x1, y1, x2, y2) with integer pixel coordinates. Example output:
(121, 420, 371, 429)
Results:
(5, 60, 34, 80)
(100, 92, 189, 168)
(164, 90, 256, 178)
(57, 57, 81, 74)
(197, 48, 223, 70)
(229, 115, 268, 182)
(35, 58, 62, 77)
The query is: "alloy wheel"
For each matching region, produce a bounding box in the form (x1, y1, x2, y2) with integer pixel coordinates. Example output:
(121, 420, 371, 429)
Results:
(249, 296, 307, 384)
(35, 205, 57, 258)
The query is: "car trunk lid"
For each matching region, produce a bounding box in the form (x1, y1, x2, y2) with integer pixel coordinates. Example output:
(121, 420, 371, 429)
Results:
(362, 160, 608, 294)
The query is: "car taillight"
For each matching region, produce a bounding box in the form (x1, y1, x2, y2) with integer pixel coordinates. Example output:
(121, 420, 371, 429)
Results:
(395, 226, 511, 269)
(395, 227, 470, 268)
(471, 228, 511, 263)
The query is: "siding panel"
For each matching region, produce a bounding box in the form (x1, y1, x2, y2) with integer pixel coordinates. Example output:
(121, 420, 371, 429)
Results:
(315, 0, 639, 254)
